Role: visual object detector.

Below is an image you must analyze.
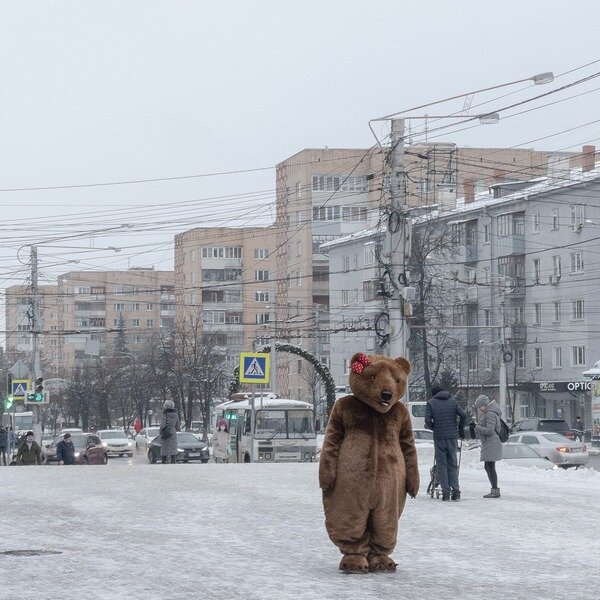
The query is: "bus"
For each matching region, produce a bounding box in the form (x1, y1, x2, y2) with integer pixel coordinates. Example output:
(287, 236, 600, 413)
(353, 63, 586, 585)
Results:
(215, 397, 317, 463)
(1, 411, 34, 436)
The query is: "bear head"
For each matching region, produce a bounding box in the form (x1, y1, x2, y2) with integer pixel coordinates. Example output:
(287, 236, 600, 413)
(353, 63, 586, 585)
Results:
(348, 353, 411, 414)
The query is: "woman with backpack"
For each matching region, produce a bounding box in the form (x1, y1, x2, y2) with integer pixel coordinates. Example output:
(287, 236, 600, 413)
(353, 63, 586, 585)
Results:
(160, 399, 180, 464)
(469, 395, 503, 498)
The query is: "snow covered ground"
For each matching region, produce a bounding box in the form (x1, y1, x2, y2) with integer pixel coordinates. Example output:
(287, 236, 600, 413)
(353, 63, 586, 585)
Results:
(1, 457, 599, 600)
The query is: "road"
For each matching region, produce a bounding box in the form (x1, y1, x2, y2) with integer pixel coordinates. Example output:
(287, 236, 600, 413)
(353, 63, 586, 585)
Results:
(585, 453, 600, 471)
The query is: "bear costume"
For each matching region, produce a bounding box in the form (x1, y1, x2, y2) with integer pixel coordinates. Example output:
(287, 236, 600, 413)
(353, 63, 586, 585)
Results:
(319, 353, 419, 574)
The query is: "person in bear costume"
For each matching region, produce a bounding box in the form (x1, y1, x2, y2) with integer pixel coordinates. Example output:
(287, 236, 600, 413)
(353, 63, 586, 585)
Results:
(319, 352, 419, 574)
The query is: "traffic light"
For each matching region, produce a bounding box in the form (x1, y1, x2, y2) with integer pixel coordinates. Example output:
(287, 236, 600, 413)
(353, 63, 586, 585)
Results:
(26, 377, 45, 403)
(3, 394, 14, 411)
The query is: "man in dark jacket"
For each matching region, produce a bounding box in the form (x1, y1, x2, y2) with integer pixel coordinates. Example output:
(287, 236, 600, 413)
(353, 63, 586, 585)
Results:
(56, 433, 76, 465)
(16, 431, 42, 465)
(571, 416, 585, 442)
(425, 385, 467, 501)
(0, 426, 8, 466)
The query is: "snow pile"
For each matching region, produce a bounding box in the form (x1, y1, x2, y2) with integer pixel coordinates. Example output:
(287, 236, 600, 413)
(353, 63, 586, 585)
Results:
(1, 463, 598, 600)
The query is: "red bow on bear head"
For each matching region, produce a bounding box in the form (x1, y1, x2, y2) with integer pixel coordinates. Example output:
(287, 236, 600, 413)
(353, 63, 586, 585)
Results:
(351, 353, 371, 374)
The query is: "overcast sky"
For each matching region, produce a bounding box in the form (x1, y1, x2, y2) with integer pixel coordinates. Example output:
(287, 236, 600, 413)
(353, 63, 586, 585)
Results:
(1, 0, 600, 302)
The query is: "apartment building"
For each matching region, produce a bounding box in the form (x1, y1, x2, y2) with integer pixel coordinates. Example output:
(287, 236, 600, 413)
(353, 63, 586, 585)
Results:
(173, 226, 277, 376)
(324, 146, 599, 425)
(273, 145, 573, 400)
(5, 269, 175, 377)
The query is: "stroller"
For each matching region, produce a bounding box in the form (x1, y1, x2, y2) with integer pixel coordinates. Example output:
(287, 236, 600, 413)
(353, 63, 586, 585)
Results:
(427, 439, 463, 499)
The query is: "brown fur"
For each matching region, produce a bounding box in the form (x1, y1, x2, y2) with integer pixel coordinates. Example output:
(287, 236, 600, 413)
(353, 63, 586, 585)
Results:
(319, 354, 419, 573)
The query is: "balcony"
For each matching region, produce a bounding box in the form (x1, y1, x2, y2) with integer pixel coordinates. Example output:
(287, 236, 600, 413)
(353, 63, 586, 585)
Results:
(502, 277, 526, 299)
(509, 324, 527, 344)
(466, 327, 480, 347)
(457, 286, 478, 304)
(465, 243, 478, 263)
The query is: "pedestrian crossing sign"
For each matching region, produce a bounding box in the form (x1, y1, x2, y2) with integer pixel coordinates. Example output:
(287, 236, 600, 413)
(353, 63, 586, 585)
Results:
(239, 353, 270, 384)
(12, 379, 30, 400)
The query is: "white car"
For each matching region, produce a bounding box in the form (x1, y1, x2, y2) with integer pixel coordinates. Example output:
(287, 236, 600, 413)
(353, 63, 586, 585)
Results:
(508, 431, 589, 468)
(135, 427, 161, 453)
(412, 428, 434, 445)
(97, 429, 134, 457)
(501, 442, 556, 470)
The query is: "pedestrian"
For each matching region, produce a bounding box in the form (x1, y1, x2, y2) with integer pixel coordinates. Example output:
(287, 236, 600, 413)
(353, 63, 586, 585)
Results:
(16, 431, 42, 466)
(8, 427, 17, 457)
(571, 416, 585, 442)
(469, 395, 503, 498)
(160, 399, 180, 464)
(0, 426, 8, 466)
(425, 384, 467, 501)
(212, 418, 230, 463)
(56, 432, 76, 465)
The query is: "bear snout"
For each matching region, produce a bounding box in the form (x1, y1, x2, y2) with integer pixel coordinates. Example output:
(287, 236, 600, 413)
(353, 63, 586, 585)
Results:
(380, 390, 393, 404)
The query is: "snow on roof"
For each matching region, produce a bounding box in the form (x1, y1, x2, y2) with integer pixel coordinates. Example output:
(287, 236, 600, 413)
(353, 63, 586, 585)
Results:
(320, 226, 385, 250)
(215, 398, 313, 411)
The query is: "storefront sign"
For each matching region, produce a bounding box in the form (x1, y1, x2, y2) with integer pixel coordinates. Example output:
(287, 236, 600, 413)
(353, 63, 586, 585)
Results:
(536, 381, 592, 393)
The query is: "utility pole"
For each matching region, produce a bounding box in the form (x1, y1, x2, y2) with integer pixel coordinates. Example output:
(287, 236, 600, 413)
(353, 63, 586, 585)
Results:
(270, 285, 277, 396)
(387, 119, 411, 371)
(499, 300, 508, 419)
(30, 246, 43, 444)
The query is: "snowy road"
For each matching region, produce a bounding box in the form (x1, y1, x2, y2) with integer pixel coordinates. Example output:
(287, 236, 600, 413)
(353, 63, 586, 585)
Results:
(1, 459, 599, 600)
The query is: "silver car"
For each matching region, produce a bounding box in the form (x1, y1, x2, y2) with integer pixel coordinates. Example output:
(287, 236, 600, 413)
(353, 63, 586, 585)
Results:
(501, 442, 556, 470)
(97, 429, 134, 457)
(135, 427, 161, 453)
(508, 432, 589, 468)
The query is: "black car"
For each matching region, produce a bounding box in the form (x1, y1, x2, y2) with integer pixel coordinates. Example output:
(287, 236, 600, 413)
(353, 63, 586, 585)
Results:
(147, 432, 210, 464)
(510, 418, 574, 439)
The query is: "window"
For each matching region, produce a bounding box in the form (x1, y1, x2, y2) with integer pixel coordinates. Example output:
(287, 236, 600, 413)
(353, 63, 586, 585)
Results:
(296, 211, 302, 225)
(533, 213, 540, 233)
(513, 306, 524, 323)
(342, 290, 350, 305)
(483, 267, 490, 284)
(114, 303, 126, 311)
(256, 313, 270, 325)
(226, 312, 242, 323)
(552, 255, 561, 277)
(572, 299, 584, 320)
(552, 347, 562, 368)
(517, 348, 526, 369)
(341, 206, 368, 221)
(552, 209, 559, 230)
(146, 303, 153, 311)
(255, 291, 270, 302)
(484, 310, 492, 327)
(570, 204, 586, 229)
(364, 244, 376, 266)
(342, 256, 350, 272)
(498, 214, 511, 237)
(467, 351, 478, 371)
(312, 205, 341, 221)
(255, 270, 270, 282)
(572, 345, 586, 366)
(202, 246, 243, 259)
(312, 174, 367, 192)
(296, 271, 301, 286)
(533, 259, 541, 281)
(553, 301, 561, 323)
(534, 303, 542, 325)
(190, 272, 195, 284)
(483, 224, 491, 244)
(132, 303, 140, 311)
(363, 280, 378, 302)
(132, 318, 140, 328)
(203, 311, 225, 324)
(146, 319, 154, 327)
(296, 241, 302, 257)
(296, 181, 301, 199)
(343, 358, 349, 375)
(570, 252, 584, 273)
(254, 248, 269, 260)
(534, 347, 542, 369)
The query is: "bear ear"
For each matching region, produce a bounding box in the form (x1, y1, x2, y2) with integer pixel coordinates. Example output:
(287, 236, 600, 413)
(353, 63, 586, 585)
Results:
(350, 352, 368, 365)
(394, 356, 411, 375)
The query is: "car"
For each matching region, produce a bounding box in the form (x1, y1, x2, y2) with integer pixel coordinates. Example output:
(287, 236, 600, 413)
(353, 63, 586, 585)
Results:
(135, 427, 161, 453)
(96, 429, 134, 457)
(147, 432, 210, 464)
(510, 418, 574, 439)
(59, 428, 84, 435)
(500, 442, 557, 470)
(508, 431, 589, 468)
(412, 428, 434, 444)
(44, 433, 109, 465)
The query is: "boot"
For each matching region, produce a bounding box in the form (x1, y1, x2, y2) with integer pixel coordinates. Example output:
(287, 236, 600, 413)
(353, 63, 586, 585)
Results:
(441, 491, 450, 501)
(451, 490, 461, 502)
(483, 488, 501, 498)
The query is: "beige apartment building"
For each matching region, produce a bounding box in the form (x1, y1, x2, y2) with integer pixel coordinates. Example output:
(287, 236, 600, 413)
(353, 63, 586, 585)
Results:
(274, 145, 582, 400)
(173, 226, 278, 376)
(5, 269, 175, 377)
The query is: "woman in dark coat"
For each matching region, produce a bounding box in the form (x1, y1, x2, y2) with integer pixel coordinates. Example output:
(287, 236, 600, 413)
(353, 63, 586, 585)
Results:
(471, 395, 502, 498)
(160, 400, 180, 464)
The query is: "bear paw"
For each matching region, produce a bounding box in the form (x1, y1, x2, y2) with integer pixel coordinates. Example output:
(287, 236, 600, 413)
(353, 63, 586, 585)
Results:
(368, 554, 397, 573)
(339, 554, 369, 574)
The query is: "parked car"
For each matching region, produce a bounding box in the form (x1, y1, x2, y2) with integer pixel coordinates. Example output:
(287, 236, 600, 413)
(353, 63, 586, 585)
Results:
(135, 427, 161, 453)
(96, 429, 134, 457)
(58, 428, 84, 435)
(510, 418, 574, 439)
(412, 428, 434, 444)
(501, 442, 557, 469)
(44, 433, 108, 465)
(147, 432, 210, 464)
(508, 431, 589, 468)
